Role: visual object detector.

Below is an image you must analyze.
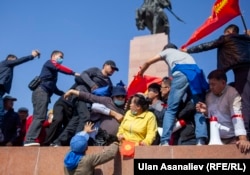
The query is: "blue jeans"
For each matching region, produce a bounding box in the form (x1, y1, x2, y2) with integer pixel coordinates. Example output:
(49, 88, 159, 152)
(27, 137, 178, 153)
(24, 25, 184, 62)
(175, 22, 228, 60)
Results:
(160, 72, 207, 144)
(25, 87, 50, 142)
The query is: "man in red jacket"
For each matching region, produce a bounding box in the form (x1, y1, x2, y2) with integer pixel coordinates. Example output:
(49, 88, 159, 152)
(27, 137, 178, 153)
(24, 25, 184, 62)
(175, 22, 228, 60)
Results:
(24, 50, 80, 146)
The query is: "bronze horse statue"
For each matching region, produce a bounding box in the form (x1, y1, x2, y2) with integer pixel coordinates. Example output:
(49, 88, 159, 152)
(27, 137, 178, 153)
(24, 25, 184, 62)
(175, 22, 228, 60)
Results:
(136, 0, 171, 35)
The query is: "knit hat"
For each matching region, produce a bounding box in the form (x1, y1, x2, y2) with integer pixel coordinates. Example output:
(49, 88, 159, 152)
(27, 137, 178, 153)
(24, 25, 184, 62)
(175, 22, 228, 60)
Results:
(64, 132, 89, 170)
(111, 86, 127, 97)
(70, 132, 89, 153)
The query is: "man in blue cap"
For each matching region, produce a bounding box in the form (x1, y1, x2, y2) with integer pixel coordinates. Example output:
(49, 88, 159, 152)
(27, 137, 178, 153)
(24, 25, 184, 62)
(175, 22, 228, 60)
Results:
(0, 95, 21, 146)
(64, 122, 119, 175)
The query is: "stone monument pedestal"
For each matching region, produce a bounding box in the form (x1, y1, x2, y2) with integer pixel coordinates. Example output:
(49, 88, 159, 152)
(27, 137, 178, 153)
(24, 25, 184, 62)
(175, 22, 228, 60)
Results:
(128, 33, 169, 84)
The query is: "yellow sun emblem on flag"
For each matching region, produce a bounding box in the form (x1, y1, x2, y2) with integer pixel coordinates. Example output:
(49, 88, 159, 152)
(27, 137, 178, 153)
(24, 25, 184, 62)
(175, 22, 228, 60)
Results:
(125, 144, 132, 150)
(214, 0, 228, 15)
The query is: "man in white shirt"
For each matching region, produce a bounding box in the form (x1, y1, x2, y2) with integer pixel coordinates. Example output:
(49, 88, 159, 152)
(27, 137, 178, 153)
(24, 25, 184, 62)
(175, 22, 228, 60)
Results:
(196, 69, 250, 153)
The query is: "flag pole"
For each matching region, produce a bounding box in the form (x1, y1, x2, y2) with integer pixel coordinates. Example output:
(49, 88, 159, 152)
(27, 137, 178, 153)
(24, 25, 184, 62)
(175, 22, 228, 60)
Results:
(240, 13, 248, 33)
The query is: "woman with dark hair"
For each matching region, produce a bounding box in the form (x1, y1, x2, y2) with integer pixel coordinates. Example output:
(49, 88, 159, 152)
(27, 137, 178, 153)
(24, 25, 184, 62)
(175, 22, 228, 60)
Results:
(117, 93, 157, 146)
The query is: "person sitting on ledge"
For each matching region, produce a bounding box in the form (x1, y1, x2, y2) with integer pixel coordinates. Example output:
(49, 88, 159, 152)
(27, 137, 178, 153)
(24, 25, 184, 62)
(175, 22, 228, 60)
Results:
(117, 93, 157, 146)
(196, 69, 250, 153)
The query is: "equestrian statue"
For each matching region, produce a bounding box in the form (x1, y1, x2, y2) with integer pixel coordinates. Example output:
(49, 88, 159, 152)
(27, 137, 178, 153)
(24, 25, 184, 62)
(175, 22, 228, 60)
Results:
(135, 0, 184, 36)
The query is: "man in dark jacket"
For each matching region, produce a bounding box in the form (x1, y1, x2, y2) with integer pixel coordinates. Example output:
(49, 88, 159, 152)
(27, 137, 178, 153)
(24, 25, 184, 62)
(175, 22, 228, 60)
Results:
(71, 60, 119, 135)
(44, 60, 119, 146)
(0, 50, 40, 137)
(24, 50, 79, 146)
(0, 95, 21, 146)
(183, 24, 250, 138)
(15, 107, 29, 146)
(51, 85, 126, 146)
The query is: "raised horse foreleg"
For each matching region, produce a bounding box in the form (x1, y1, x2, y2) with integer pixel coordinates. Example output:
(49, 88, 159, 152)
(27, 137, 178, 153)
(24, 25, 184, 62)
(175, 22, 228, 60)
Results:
(135, 9, 145, 30)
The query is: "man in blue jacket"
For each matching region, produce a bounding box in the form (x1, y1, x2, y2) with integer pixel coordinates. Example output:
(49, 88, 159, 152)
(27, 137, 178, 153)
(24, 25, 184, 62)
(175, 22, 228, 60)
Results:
(0, 50, 40, 136)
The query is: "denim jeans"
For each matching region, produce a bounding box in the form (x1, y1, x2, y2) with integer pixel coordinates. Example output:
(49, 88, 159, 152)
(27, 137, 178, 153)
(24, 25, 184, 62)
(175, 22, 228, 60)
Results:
(192, 94, 208, 139)
(160, 72, 207, 144)
(25, 87, 50, 142)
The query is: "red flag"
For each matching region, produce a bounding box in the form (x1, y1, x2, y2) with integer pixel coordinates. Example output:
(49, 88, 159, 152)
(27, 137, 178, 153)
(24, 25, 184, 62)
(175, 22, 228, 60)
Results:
(120, 140, 135, 158)
(127, 73, 162, 98)
(181, 0, 241, 49)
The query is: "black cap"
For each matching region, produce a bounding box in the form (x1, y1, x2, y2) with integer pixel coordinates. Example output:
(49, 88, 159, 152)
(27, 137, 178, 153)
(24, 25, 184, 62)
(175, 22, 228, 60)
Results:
(3, 95, 17, 101)
(104, 60, 119, 71)
(18, 107, 29, 112)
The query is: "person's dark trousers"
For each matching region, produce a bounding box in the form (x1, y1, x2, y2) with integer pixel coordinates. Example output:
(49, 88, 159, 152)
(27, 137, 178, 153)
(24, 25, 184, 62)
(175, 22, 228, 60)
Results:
(152, 132, 161, 145)
(43, 99, 73, 146)
(52, 100, 90, 146)
(52, 105, 81, 146)
(53, 116, 79, 146)
(25, 87, 49, 142)
(233, 66, 250, 139)
(73, 85, 91, 132)
(75, 100, 90, 133)
(177, 122, 196, 145)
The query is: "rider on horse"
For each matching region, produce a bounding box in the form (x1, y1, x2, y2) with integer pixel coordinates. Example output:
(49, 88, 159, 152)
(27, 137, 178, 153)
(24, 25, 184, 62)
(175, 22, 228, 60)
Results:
(135, 0, 172, 35)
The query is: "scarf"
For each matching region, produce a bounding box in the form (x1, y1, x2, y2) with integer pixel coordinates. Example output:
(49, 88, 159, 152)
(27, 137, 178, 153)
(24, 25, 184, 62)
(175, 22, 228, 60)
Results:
(64, 151, 84, 170)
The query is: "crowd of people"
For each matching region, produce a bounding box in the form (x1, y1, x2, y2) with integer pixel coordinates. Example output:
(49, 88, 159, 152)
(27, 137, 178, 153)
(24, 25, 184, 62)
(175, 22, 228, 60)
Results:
(0, 24, 250, 174)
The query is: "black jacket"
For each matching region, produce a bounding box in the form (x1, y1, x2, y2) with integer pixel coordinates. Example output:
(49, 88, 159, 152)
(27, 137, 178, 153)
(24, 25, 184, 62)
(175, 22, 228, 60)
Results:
(38, 60, 75, 97)
(1, 108, 21, 145)
(187, 34, 250, 71)
(75, 67, 113, 93)
(0, 55, 34, 94)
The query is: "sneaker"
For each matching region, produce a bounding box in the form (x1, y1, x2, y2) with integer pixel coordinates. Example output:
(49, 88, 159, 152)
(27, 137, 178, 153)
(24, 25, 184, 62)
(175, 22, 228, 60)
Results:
(159, 141, 169, 146)
(24, 141, 40, 147)
(50, 143, 60, 147)
(196, 138, 205, 146)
